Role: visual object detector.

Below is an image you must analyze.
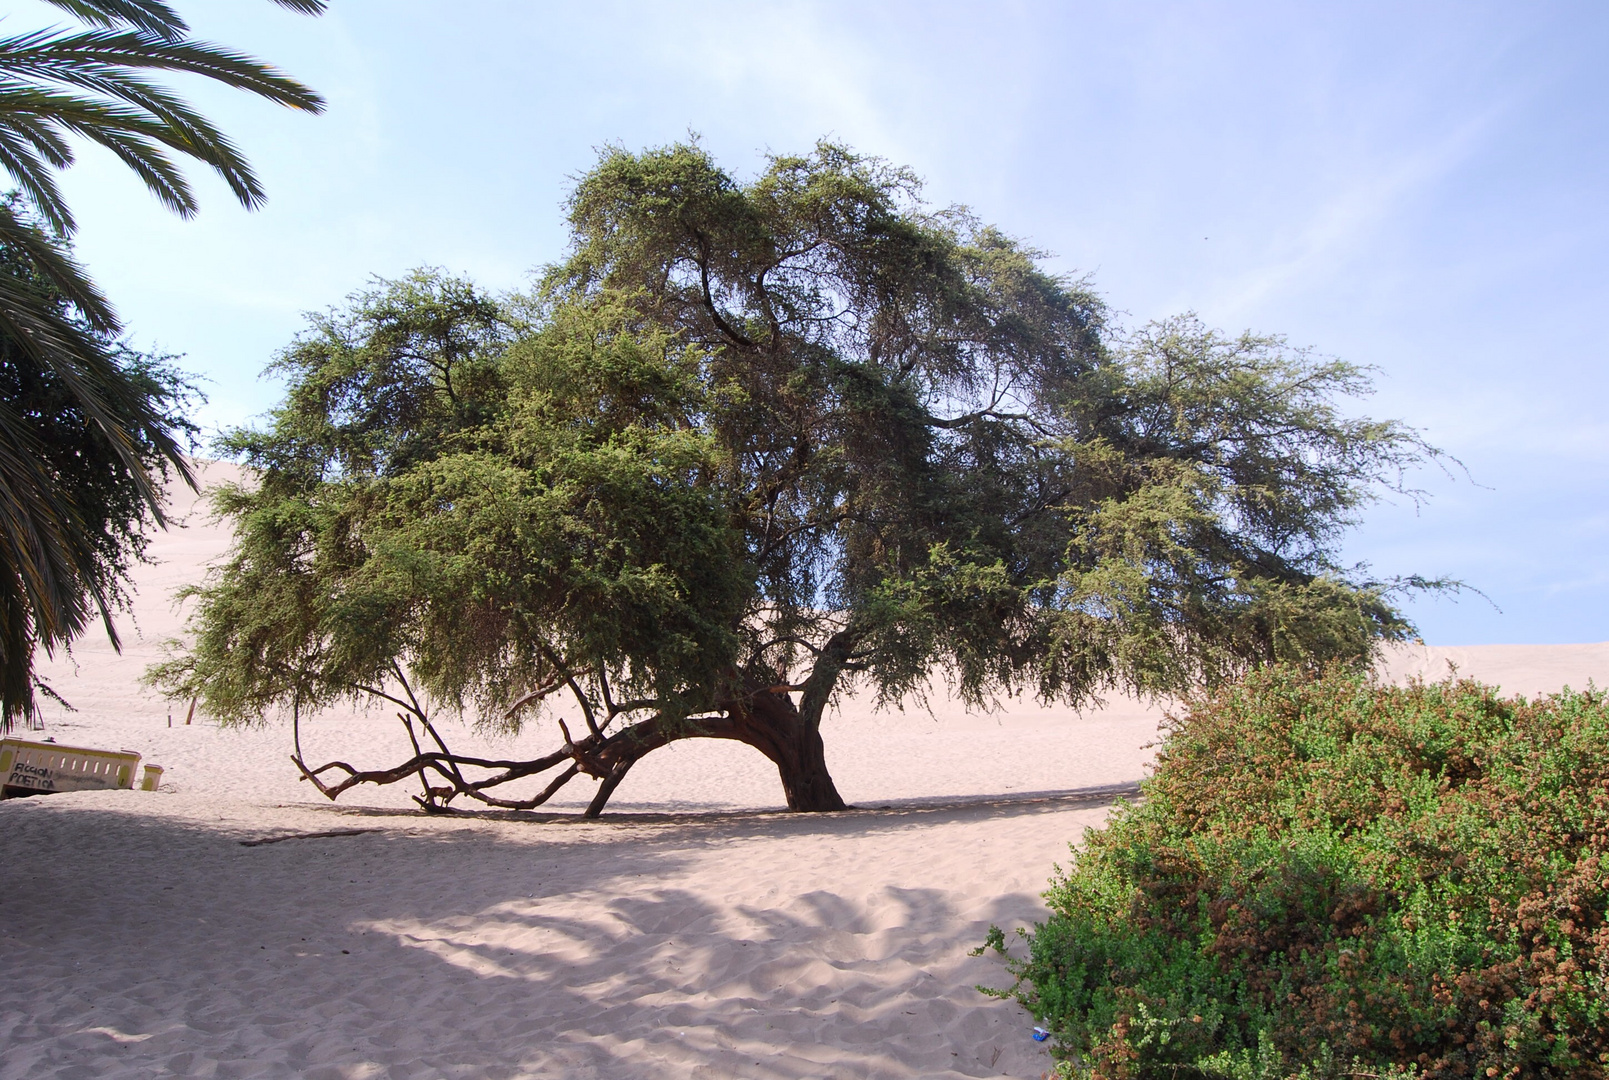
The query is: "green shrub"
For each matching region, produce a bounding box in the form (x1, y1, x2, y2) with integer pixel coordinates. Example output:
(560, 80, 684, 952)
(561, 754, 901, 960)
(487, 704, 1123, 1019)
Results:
(986, 666, 1609, 1078)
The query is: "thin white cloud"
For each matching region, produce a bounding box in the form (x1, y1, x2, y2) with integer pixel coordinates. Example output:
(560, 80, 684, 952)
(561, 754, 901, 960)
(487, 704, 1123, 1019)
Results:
(1203, 109, 1501, 319)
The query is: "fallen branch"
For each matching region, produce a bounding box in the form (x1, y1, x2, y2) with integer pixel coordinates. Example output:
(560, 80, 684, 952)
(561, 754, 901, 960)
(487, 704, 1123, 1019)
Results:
(239, 827, 380, 847)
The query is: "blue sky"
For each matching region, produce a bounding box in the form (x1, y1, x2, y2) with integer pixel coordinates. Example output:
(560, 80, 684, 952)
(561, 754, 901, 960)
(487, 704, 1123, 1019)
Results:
(20, 0, 1609, 644)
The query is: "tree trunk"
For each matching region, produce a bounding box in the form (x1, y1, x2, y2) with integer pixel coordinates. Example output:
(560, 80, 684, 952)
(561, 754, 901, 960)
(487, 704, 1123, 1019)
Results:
(731, 687, 847, 812)
(572, 683, 847, 816)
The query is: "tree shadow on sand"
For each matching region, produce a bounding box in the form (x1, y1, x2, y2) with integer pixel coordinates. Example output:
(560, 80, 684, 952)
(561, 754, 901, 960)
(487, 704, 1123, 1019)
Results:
(0, 789, 1119, 1078)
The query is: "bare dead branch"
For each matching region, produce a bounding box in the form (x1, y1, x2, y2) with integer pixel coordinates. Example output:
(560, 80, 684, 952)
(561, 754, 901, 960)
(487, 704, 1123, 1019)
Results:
(286, 699, 783, 818)
(556, 717, 605, 777)
(529, 641, 601, 736)
(290, 735, 586, 811)
(503, 673, 569, 720)
(468, 763, 581, 810)
(291, 751, 439, 800)
(415, 712, 472, 794)
(566, 676, 601, 737)
(389, 661, 430, 722)
(398, 712, 434, 805)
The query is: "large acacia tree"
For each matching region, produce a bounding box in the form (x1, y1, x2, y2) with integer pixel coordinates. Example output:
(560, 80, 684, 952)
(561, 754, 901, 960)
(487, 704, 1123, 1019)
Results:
(154, 142, 1444, 814)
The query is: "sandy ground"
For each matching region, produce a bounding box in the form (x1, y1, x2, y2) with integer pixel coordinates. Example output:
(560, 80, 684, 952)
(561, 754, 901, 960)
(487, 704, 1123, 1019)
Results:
(0, 790, 1122, 1079)
(3, 464, 1605, 1079)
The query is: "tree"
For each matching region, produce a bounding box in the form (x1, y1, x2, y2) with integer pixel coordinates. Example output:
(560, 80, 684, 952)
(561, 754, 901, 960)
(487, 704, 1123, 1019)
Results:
(153, 142, 1446, 815)
(0, 0, 325, 726)
(0, 208, 200, 715)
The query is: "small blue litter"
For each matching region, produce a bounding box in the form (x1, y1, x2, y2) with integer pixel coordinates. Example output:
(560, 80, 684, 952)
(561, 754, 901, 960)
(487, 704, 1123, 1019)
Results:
(1032, 1027, 1051, 1042)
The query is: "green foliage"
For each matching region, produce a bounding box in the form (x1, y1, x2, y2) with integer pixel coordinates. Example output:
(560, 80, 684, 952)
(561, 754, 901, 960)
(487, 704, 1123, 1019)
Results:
(0, 204, 198, 722)
(157, 142, 1447, 808)
(155, 273, 746, 728)
(0, 0, 323, 727)
(1046, 319, 1439, 700)
(990, 666, 1609, 1078)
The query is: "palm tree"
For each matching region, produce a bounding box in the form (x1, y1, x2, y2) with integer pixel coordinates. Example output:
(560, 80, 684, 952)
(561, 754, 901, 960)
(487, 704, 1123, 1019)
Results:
(0, 0, 326, 727)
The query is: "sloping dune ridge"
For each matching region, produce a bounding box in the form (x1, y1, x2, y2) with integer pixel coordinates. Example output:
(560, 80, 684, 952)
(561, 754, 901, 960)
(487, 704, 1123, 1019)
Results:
(2, 463, 1603, 1079)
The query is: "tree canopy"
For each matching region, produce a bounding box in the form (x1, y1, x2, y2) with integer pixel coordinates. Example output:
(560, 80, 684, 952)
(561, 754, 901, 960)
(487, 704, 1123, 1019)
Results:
(0, 0, 324, 726)
(154, 141, 1446, 814)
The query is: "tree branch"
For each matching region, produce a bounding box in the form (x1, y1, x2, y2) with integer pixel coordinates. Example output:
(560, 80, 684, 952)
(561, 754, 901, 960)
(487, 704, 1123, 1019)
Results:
(503, 672, 568, 721)
(757, 635, 824, 656)
(691, 230, 756, 349)
(928, 407, 1054, 434)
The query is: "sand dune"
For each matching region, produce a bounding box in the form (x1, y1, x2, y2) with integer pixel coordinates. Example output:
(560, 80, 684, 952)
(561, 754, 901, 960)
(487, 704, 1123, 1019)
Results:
(3, 464, 1605, 1078)
(1377, 638, 1609, 697)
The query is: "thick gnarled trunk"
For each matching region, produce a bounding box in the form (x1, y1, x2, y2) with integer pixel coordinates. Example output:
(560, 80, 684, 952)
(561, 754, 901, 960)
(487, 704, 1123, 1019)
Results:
(568, 688, 846, 816)
(728, 688, 846, 812)
(293, 676, 849, 817)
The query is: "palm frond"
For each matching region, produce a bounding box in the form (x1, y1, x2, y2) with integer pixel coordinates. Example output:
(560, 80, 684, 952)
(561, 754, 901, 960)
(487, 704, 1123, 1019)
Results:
(0, 397, 129, 727)
(0, 206, 117, 330)
(0, 29, 325, 114)
(35, 1, 187, 39)
(0, 123, 76, 234)
(0, 282, 138, 726)
(0, 260, 195, 727)
(0, 218, 188, 509)
(0, 405, 107, 641)
(0, 83, 253, 220)
(74, 125, 195, 218)
(0, 88, 259, 218)
(0, 45, 248, 139)
(0, 21, 324, 232)
(37, 1, 329, 39)
(0, 109, 75, 168)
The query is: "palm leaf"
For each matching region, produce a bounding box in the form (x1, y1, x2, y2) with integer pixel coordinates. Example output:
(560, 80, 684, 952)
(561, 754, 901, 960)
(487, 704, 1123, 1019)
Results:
(0, 15, 324, 233)
(0, 82, 246, 224)
(0, 120, 76, 234)
(36, 1, 329, 40)
(0, 202, 116, 331)
(36, 1, 187, 38)
(2, 30, 326, 113)
(0, 205, 196, 723)
(0, 1, 322, 726)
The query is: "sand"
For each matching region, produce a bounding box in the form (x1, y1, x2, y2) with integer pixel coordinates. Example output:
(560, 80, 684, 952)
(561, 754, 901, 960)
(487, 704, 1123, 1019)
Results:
(0, 790, 1124, 1079)
(2, 464, 1604, 1079)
